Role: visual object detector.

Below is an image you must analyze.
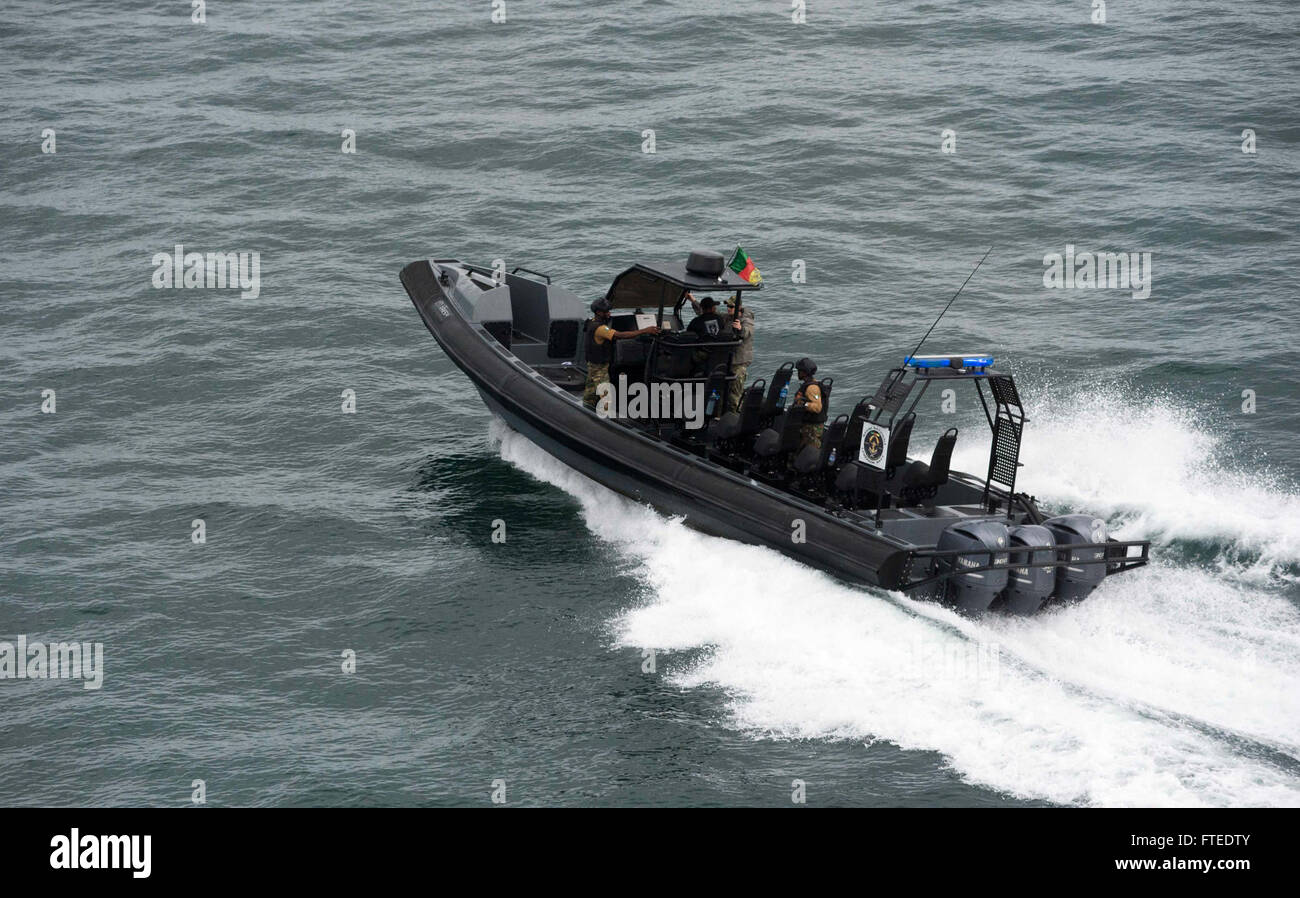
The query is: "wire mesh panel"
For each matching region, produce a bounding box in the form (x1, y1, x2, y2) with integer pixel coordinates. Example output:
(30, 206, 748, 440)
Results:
(989, 375, 1021, 409)
(988, 415, 1022, 488)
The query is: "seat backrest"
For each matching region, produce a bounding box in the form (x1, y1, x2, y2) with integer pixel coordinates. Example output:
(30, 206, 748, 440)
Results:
(700, 342, 737, 375)
(929, 427, 958, 480)
(702, 365, 729, 419)
(762, 362, 795, 415)
(885, 412, 916, 475)
(738, 379, 766, 432)
(771, 409, 805, 451)
(650, 337, 695, 379)
(840, 397, 874, 464)
(614, 337, 647, 368)
(819, 415, 850, 469)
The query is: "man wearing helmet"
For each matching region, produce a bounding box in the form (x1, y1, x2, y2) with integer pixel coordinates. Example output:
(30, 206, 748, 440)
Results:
(583, 297, 660, 410)
(793, 357, 826, 450)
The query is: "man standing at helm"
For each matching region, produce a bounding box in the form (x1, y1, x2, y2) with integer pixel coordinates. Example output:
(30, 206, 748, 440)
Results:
(583, 298, 659, 411)
(686, 291, 755, 413)
(721, 294, 755, 413)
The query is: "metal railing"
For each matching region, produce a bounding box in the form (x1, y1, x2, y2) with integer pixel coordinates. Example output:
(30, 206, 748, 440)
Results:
(899, 539, 1150, 591)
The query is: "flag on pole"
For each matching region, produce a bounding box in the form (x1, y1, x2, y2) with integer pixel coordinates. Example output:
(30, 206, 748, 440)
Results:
(728, 246, 762, 285)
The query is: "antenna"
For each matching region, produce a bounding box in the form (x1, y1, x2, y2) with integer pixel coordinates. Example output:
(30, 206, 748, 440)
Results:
(904, 246, 993, 365)
(877, 246, 992, 404)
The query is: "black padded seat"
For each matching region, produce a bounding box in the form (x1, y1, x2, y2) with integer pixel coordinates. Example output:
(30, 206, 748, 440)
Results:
(836, 398, 875, 474)
(833, 412, 917, 508)
(834, 462, 860, 494)
(753, 427, 782, 457)
(760, 363, 795, 418)
(753, 409, 805, 458)
(712, 379, 765, 440)
(898, 427, 958, 502)
(794, 414, 848, 476)
(701, 365, 730, 420)
(652, 333, 699, 380)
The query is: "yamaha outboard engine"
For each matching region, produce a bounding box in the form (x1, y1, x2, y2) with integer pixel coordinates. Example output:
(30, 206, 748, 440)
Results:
(1002, 524, 1056, 615)
(935, 521, 1010, 616)
(1043, 514, 1108, 602)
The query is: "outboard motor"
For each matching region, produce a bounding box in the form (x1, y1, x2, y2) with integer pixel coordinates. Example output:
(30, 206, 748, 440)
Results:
(1002, 524, 1056, 615)
(935, 521, 1010, 616)
(1043, 514, 1108, 602)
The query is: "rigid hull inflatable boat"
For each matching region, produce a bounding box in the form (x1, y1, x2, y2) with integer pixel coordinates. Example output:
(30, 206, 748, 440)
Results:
(400, 250, 1150, 615)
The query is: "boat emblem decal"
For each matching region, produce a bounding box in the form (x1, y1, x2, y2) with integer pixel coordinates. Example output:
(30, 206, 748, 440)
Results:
(865, 430, 884, 460)
(859, 422, 890, 469)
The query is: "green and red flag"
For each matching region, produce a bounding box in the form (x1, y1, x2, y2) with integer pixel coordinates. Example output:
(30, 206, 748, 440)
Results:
(728, 246, 762, 285)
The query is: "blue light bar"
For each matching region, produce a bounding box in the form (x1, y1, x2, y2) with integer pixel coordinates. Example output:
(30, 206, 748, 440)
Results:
(905, 353, 994, 369)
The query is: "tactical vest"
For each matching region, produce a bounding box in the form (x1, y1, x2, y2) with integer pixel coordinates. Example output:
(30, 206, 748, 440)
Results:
(796, 380, 828, 423)
(584, 318, 612, 366)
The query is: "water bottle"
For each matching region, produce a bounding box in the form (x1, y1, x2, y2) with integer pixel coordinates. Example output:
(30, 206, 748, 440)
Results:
(778, 384, 788, 407)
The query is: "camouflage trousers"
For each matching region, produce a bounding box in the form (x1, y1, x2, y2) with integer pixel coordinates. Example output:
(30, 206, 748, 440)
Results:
(583, 363, 610, 410)
(727, 365, 748, 414)
(798, 423, 824, 451)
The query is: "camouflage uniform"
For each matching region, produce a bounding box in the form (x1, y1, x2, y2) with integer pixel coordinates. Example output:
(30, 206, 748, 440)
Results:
(799, 422, 824, 450)
(721, 306, 755, 414)
(583, 363, 610, 410)
(727, 364, 748, 414)
(795, 380, 824, 451)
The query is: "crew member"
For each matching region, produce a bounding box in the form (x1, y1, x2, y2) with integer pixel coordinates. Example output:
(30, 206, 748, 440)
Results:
(792, 357, 826, 450)
(685, 295, 723, 338)
(721, 294, 755, 413)
(583, 298, 658, 410)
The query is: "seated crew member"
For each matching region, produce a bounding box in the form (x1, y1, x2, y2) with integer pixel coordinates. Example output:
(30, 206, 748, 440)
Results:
(792, 357, 826, 451)
(583, 298, 658, 410)
(721, 294, 755, 414)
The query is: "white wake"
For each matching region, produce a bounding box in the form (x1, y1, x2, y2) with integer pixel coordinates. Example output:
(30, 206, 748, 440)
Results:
(490, 404, 1300, 807)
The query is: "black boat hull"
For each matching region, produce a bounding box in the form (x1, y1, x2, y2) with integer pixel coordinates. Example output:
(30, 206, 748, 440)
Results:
(401, 259, 912, 589)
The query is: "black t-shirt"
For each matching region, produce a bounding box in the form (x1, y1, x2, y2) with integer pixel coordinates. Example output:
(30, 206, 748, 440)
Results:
(687, 312, 723, 339)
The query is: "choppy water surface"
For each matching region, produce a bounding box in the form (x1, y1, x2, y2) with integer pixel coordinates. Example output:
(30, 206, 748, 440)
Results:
(1, 1, 1298, 806)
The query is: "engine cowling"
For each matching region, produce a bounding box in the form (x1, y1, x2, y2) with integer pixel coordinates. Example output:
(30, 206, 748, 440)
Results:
(936, 521, 1010, 616)
(1002, 524, 1056, 615)
(1043, 514, 1108, 602)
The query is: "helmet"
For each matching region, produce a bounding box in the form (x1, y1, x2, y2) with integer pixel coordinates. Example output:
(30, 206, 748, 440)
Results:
(591, 297, 611, 314)
(795, 357, 817, 377)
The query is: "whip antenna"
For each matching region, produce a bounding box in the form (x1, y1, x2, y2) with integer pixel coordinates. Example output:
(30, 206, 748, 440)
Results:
(904, 245, 993, 365)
